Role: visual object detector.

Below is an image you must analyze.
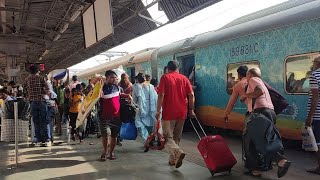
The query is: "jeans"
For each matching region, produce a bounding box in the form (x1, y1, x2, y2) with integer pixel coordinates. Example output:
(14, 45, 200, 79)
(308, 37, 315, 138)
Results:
(253, 108, 277, 124)
(30, 101, 48, 143)
(62, 112, 68, 124)
(47, 106, 55, 141)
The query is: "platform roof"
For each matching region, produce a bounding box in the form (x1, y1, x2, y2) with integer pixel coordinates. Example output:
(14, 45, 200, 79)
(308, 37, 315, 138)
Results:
(0, 0, 221, 73)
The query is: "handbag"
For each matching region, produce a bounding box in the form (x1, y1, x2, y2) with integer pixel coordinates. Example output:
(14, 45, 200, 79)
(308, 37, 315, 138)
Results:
(144, 119, 165, 150)
(120, 121, 137, 140)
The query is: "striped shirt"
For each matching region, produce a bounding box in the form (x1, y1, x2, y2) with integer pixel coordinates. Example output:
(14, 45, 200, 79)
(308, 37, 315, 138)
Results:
(307, 69, 320, 121)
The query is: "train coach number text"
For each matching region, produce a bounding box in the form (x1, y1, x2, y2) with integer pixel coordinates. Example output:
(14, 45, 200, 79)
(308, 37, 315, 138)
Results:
(230, 43, 259, 57)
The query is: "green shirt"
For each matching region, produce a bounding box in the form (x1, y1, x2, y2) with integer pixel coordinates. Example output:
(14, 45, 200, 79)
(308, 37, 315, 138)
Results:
(55, 86, 65, 106)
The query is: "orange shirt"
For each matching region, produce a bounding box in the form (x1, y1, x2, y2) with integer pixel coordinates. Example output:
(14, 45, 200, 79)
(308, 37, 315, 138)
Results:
(69, 93, 82, 113)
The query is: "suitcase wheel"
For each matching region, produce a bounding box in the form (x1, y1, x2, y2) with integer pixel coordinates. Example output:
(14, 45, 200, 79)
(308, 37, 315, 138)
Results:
(209, 170, 214, 176)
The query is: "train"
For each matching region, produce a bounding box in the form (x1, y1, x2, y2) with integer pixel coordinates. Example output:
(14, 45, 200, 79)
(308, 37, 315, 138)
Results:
(77, 0, 320, 140)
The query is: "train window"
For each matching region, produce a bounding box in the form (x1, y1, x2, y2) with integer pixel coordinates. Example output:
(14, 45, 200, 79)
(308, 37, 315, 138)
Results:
(226, 61, 260, 95)
(285, 52, 320, 94)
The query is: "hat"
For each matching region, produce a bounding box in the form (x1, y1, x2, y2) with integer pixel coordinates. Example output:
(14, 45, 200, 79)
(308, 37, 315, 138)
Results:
(237, 66, 248, 76)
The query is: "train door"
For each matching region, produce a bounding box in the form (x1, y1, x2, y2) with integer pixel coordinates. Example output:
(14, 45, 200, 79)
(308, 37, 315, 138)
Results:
(127, 66, 135, 84)
(176, 53, 195, 79)
(175, 52, 195, 132)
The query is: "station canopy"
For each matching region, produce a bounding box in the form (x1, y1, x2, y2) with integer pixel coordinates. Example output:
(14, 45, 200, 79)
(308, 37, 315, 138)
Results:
(0, 0, 221, 72)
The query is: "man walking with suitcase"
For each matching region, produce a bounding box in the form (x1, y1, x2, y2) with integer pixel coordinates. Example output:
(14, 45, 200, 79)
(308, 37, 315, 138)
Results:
(156, 60, 195, 168)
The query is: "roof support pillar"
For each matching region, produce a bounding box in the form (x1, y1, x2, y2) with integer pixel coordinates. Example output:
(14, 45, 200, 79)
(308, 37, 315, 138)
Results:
(0, 0, 6, 34)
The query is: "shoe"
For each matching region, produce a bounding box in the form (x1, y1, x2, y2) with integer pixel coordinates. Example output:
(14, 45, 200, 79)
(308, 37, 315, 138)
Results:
(306, 168, 320, 175)
(277, 160, 291, 178)
(144, 148, 149, 152)
(175, 150, 185, 168)
(71, 135, 76, 141)
(46, 141, 52, 147)
(117, 142, 122, 146)
(244, 170, 262, 177)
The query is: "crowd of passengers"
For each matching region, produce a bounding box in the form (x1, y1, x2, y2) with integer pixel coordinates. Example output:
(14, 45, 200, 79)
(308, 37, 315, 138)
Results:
(1, 58, 320, 178)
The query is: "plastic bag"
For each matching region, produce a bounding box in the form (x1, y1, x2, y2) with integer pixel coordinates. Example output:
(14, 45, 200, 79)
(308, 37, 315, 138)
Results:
(302, 126, 319, 152)
(120, 122, 137, 140)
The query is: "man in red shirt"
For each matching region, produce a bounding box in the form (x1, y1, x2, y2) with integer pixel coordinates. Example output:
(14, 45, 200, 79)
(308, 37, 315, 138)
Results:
(156, 60, 195, 168)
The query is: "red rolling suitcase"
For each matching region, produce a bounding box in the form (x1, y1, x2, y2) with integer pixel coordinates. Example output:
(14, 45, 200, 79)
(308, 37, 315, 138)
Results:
(189, 118, 237, 176)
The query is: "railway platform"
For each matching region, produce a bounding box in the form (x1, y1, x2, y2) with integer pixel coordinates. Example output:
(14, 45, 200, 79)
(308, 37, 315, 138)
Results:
(0, 129, 319, 180)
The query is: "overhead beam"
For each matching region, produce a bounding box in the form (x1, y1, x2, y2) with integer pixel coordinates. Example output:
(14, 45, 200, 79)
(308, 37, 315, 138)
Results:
(41, 0, 58, 28)
(54, 3, 74, 31)
(0, 34, 51, 43)
(138, 12, 163, 25)
(171, 0, 193, 9)
(63, 0, 87, 6)
(0, 7, 72, 23)
(115, 0, 162, 27)
(0, 21, 60, 34)
(24, 24, 61, 34)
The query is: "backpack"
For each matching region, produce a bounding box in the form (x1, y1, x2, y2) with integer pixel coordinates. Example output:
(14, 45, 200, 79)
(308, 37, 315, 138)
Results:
(245, 82, 289, 115)
(263, 82, 289, 115)
(120, 98, 138, 122)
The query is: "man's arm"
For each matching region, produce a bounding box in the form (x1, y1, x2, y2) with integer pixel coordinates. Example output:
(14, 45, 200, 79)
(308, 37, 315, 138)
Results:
(42, 77, 49, 93)
(306, 89, 319, 126)
(246, 85, 264, 99)
(156, 76, 166, 120)
(156, 93, 164, 120)
(64, 69, 70, 87)
(188, 92, 196, 118)
(306, 74, 319, 126)
(224, 87, 240, 120)
(185, 78, 196, 118)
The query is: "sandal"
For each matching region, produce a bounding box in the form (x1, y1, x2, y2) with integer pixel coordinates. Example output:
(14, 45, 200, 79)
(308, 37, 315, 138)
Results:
(108, 153, 117, 160)
(277, 161, 291, 178)
(100, 153, 107, 161)
(307, 168, 320, 175)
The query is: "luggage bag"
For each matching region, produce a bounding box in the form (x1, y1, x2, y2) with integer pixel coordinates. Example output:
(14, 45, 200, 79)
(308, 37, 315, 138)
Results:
(189, 118, 237, 176)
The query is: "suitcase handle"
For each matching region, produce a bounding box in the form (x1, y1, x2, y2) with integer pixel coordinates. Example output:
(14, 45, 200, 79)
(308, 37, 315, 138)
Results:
(189, 117, 207, 140)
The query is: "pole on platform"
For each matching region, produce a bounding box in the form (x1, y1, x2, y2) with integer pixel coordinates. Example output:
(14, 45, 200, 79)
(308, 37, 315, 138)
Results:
(14, 101, 18, 167)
